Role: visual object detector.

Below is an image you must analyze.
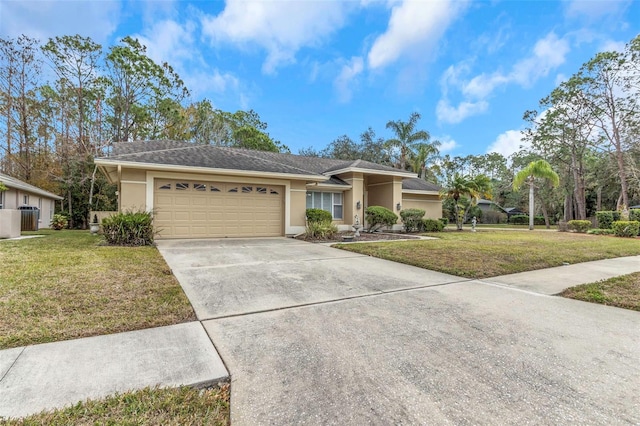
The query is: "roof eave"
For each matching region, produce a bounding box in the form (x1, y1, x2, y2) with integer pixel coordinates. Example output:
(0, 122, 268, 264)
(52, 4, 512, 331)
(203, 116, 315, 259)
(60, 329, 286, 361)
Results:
(326, 167, 417, 178)
(94, 158, 329, 182)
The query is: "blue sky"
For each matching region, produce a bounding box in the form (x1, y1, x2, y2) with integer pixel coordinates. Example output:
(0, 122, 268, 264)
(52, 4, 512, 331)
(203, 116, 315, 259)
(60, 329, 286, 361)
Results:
(2, 0, 639, 158)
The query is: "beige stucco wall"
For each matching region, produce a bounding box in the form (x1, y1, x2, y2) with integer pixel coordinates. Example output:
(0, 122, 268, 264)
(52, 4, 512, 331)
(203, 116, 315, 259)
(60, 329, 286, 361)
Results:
(0, 209, 21, 238)
(290, 180, 307, 227)
(120, 167, 148, 211)
(2, 188, 58, 229)
(339, 172, 364, 225)
(365, 175, 403, 224)
(402, 193, 442, 219)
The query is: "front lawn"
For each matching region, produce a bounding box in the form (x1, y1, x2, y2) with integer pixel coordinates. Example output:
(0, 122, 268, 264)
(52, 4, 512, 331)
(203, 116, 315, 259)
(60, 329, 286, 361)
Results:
(560, 272, 640, 311)
(0, 230, 195, 349)
(1, 385, 229, 425)
(335, 230, 640, 278)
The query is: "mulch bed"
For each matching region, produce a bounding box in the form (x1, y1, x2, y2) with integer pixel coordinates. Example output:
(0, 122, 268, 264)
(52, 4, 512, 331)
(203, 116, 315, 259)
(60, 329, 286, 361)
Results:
(296, 232, 421, 243)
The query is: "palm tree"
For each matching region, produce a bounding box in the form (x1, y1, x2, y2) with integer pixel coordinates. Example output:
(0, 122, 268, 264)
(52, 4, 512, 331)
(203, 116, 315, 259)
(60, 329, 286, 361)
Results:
(440, 174, 492, 230)
(410, 141, 441, 180)
(513, 160, 560, 230)
(385, 112, 431, 170)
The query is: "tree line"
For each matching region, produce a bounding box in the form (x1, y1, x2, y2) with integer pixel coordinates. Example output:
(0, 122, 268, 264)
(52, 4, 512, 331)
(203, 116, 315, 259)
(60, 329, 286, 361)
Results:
(0, 35, 285, 227)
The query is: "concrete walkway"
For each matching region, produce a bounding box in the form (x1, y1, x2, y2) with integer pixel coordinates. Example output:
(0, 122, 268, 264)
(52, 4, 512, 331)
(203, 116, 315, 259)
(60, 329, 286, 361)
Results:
(1, 238, 639, 422)
(0, 322, 228, 419)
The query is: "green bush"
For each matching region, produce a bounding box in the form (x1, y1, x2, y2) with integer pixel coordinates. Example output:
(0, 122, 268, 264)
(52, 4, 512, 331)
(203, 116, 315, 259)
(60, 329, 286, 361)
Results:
(102, 210, 154, 246)
(305, 221, 338, 239)
(423, 218, 444, 232)
(629, 209, 640, 222)
(611, 220, 640, 238)
(400, 208, 425, 232)
(483, 211, 506, 224)
(567, 220, 591, 233)
(595, 211, 621, 229)
(50, 214, 68, 230)
(438, 217, 449, 226)
(509, 214, 529, 225)
(587, 228, 614, 235)
(365, 206, 398, 232)
(306, 208, 332, 224)
(533, 216, 547, 225)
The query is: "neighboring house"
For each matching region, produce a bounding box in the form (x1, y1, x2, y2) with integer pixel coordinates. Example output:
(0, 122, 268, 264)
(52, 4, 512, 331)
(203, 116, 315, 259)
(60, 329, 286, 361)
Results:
(0, 172, 63, 230)
(95, 140, 442, 239)
(476, 199, 509, 215)
(504, 207, 525, 220)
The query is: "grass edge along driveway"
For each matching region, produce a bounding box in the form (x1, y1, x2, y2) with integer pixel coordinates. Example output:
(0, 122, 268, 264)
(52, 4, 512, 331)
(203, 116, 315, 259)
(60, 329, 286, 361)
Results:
(0, 230, 195, 349)
(335, 230, 640, 310)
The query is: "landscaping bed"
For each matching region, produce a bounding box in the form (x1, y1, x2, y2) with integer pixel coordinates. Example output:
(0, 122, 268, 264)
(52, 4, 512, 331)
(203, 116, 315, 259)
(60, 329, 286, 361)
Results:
(0, 230, 195, 349)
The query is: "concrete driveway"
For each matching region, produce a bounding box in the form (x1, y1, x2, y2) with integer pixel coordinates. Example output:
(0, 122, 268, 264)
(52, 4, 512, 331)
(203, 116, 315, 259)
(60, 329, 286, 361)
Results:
(157, 238, 640, 425)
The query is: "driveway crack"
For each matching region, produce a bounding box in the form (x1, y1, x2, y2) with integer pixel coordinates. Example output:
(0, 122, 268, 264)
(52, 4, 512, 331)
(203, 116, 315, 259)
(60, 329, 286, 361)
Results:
(0, 347, 26, 384)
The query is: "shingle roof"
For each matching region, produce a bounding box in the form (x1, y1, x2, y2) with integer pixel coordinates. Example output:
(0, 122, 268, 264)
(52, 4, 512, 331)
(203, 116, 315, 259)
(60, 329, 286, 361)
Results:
(0, 172, 63, 200)
(402, 178, 441, 192)
(102, 141, 438, 193)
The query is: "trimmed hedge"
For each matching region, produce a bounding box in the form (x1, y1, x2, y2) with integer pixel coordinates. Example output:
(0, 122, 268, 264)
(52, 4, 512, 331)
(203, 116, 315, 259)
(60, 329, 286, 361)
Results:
(567, 220, 591, 233)
(365, 206, 398, 232)
(611, 220, 640, 238)
(510, 214, 546, 225)
(629, 209, 640, 222)
(595, 211, 621, 229)
(587, 228, 614, 235)
(438, 217, 449, 226)
(423, 218, 444, 232)
(102, 210, 154, 246)
(400, 208, 425, 232)
(306, 208, 332, 224)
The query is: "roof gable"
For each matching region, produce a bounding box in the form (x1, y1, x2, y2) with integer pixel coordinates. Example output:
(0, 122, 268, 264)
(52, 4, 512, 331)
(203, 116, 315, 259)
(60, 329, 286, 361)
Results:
(0, 173, 63, 200)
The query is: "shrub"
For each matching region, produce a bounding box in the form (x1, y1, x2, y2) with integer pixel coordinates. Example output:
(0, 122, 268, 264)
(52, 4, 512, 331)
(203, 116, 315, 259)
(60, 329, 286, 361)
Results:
(305, 221, 338, 239)
(509, 214, 529, 225)
(102, 210, 154, 246)
(595, 211, 621, 229)
(423, 218, 444, 232)
(629, 209, 640, 222)
(365, 206, 398, 232)
(50, 214, 68, 230)
(533, 216, 547, 225)
(438, 217, 449, 226)
(567, 220, 591, 233)
(483, 211, 507, 224)
(306, 208, 332, 224)
(400, 208, 425, 232)
(587, 228, 614, 235)
(611, 220, 640, 238)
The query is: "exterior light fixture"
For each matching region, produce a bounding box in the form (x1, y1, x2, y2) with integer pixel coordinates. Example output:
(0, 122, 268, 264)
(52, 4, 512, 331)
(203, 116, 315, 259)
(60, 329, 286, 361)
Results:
(396, 203, 402, 211)
(356, 201, 361, 210)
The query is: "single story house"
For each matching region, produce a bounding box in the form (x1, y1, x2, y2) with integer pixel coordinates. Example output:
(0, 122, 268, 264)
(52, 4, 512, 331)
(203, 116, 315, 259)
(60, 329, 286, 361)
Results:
(0, 172, 63, 235)
(95, 140, 442, 239)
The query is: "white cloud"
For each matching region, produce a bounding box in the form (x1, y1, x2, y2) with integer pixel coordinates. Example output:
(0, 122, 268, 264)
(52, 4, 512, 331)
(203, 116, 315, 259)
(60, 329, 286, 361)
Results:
(564, 0, 631, 20)
(600, 39, 626, 53)
(436, 99, 488, 124)
(434, 135, 458, 152)
(0, 0, 121, 43)
(486, 130, 529, 158)
(133, 19, 198, 67)
(334, 57, 364, 103)
(201, 0, 351, 74)
(368, 0, 468, 70)
(437, 32, 570, 124)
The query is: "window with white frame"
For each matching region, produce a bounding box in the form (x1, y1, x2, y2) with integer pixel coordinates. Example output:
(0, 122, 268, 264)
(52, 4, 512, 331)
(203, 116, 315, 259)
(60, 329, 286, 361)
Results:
(306, 191, 343, 219)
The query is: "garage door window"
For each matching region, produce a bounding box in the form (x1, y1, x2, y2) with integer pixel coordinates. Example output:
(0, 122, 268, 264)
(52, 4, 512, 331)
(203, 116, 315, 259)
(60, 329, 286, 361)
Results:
(306, 191, 343, 219)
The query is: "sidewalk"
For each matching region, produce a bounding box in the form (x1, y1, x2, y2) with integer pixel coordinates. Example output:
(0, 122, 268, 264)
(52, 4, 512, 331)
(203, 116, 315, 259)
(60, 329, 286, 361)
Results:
(0, 322, 228, 419)
(1, 255, 639, 421)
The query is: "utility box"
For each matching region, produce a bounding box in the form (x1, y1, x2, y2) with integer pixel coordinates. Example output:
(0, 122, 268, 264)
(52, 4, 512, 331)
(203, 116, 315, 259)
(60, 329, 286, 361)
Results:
(18, 205, 40, 231)
(0, 209, 21, 238)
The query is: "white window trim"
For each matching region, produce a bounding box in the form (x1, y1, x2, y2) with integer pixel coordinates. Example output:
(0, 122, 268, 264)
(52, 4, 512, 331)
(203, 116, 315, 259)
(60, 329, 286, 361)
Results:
(307, 191, 343, 220)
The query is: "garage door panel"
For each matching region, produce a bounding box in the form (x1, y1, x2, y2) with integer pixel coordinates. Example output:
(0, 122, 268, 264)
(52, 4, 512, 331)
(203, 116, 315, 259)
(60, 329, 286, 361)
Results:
(154, 179, 283, 239)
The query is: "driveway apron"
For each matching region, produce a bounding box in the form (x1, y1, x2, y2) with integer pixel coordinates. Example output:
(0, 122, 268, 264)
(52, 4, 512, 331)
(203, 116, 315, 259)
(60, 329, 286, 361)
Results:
(157, 238, 640, 425)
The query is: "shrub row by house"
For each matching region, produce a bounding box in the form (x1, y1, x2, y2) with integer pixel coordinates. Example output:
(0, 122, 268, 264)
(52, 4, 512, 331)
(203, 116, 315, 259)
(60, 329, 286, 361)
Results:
(398, 208, 444, 233)
(102, 211, 155, 246)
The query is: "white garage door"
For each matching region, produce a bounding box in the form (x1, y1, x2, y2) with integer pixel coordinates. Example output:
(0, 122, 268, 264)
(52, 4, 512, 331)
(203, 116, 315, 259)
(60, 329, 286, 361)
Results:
(154, 179, 284, 238)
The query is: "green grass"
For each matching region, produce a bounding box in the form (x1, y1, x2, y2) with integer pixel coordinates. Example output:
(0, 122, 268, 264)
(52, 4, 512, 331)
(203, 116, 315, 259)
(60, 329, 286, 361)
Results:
(560, 272, 640, 311)
(0, 230, 195, 349)
(1, 385, 230, 425)
(335, 230, 640, 278)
